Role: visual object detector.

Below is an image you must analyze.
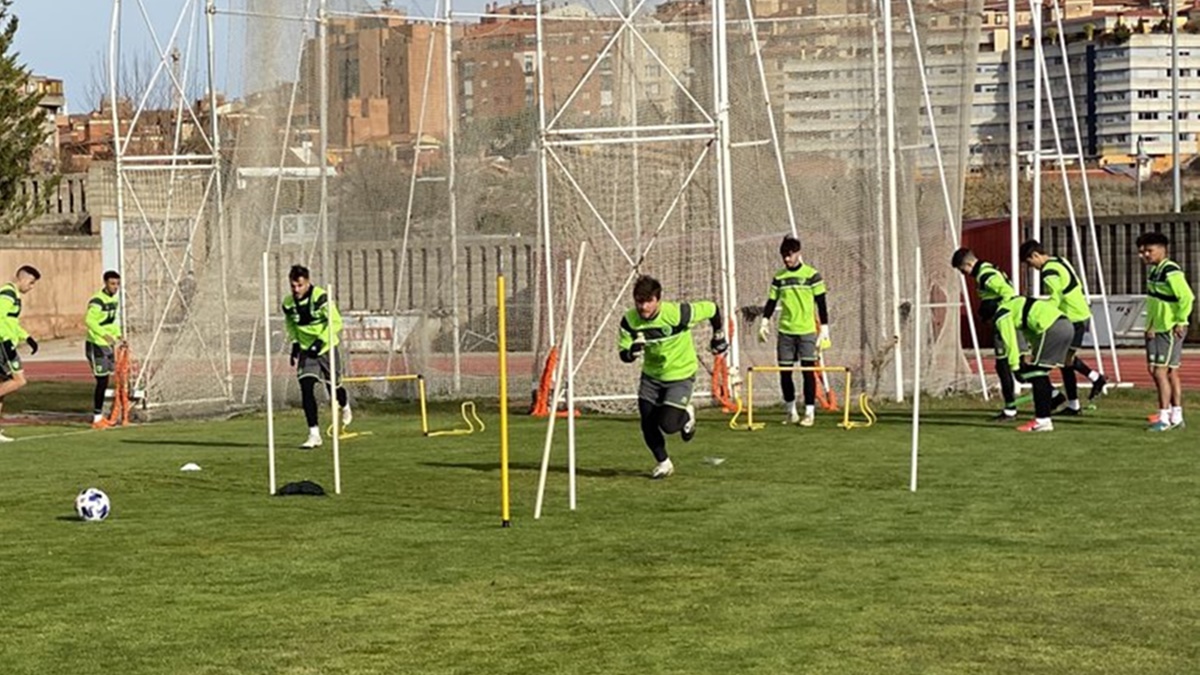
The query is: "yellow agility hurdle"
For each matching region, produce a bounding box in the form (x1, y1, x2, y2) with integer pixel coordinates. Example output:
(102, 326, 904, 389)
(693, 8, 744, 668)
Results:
(341, 373, 429, 436)
(729, 365, 876, 431)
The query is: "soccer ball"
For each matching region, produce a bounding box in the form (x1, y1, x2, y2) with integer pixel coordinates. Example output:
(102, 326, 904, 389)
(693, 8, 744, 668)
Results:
(75, 488, 111, 522)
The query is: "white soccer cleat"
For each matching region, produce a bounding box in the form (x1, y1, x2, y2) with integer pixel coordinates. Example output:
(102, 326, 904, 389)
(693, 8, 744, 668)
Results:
(799, 413, 815, 428)
(300, 432, 323, 449)
(1017, 419, 1054, 433)
(783, 410, 800, 425)
(651, 458, 674, 480)
(341, 405, 353, 428)
(681, 404, 696, 442)
(0, 430, 12, 443)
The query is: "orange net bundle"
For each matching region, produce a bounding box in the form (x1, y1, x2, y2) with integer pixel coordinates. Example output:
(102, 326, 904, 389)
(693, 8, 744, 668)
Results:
(102, 344, 134, 427)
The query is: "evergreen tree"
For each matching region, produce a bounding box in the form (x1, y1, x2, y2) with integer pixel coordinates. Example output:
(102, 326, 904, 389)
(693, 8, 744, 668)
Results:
(0, 0, 59, 233)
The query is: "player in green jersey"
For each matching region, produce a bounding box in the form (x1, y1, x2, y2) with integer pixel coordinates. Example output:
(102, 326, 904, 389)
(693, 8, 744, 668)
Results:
(0, 265, 40, 442)
(1136, 232, 1194, 431)
(985, 295, 1074, 433)
(85, 271, 123, 428)
(756, 236, 829, 427)
(952, 248, 1029, 421)
(283, 265, 353, 448)
(618, 275, 728, 479)
(1019, 240, 1108, 414)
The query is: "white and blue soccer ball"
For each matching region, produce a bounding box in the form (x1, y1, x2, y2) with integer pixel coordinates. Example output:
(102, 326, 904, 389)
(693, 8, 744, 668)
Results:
(75, 487, 111, 522)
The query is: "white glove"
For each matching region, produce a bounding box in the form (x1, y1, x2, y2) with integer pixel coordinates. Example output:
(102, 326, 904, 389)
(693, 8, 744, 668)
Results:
(757, 317, 771, 343)
(818, 325, 831, 351)
(630, 332, 646, 360)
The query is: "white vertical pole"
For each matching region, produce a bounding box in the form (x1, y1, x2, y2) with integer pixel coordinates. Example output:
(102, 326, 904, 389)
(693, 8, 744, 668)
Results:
(565, 258, 577, 511)
(328, 282, 341, 495)
(109, 0, 129, 330)
(882, 0, 904, 401)
(1031, 0, 1044, 297)
(263, 252, 277, 495)
(1172, 0, 1182, 212)
(910, 247, 922, 492)
(205, 0, 233, 400)
(445, 0, 462, 393)
(713, 0, 741, 373)
(318, 0, 331, 279)
(535, 0, 556, 348)
(1007, 0, 1020, 292)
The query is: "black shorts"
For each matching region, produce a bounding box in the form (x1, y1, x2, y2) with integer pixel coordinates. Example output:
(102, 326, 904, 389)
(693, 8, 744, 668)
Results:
(86, 342, 115, 377)
(297, 347, 346, 385)
(637, 374, 695, 411)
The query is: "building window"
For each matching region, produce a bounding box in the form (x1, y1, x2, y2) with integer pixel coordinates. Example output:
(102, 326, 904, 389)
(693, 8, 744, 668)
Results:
(1138, 111, 1158, 120)
(1137, 90, 1158, 99)
(645, 64, 661, 79)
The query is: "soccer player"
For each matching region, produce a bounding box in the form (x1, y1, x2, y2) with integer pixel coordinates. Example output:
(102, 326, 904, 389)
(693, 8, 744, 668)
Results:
(1019, 241, 1109, 413)
(952, 248, 1025, 421)
(617, 275, 728, 479)
(85, 271, 123, 429)
(986, 294, 1075, 432)
(0, 266, 40, 442)
(1137, 232, 1194, 431)
(283, 265, 352, 449)
(756, 235, 829, 427)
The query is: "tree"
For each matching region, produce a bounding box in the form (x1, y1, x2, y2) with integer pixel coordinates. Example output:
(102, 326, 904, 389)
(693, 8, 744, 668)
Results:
(0, 0, 58, 233)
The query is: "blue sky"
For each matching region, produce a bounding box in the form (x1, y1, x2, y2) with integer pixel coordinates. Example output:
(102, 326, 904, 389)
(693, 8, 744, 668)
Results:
(13, 0, 184, 112)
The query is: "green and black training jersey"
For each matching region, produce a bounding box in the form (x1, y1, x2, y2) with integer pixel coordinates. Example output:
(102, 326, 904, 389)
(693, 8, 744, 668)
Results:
(1145, 258, 1194, 333)
(971, 260, 1017, 303)
(765, 263, 826, 336)
(0, 282, 28, 344)
(282, 285, 343, 353)
(85, 288, 121, 347)
(618, 300, 718, 382)
(1040, 256, 1091, 323)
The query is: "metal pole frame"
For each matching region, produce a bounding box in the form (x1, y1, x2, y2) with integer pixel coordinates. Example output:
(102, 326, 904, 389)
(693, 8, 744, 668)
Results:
(903, 0, 990, 400)
(882, 0, 904, 401)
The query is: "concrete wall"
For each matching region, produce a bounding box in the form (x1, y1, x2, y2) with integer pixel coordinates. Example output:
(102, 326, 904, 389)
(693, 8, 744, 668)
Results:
(0, 236, 102, 339)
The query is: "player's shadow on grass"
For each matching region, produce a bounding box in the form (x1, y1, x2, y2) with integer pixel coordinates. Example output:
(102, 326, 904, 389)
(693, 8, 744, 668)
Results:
(421, 461, 644, 478)
(119, 439, 261, 449)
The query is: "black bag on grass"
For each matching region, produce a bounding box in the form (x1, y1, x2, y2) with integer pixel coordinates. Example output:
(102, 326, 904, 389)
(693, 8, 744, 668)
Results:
(276, 480, 326, 496)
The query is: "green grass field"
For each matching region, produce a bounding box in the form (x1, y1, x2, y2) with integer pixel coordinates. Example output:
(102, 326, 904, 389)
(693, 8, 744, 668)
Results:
(2, 384, 1198, 674)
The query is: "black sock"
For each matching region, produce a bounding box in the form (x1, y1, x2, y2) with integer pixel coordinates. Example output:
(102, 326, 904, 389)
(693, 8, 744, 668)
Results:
(638, 398, 668, 463)
(300, 378, 320, 428)
(779, 371, 795, 405)
(1062, 367, 1078, 401)
(1033, 377, 1054, 419)
(1073, 357, 1095, 378)
(995, 359, 1017, 408)
(802, 368, 816, 407)
(93, 376, 108, 415)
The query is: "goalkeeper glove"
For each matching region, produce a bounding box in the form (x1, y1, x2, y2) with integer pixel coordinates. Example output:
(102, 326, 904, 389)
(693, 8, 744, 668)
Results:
(757, 317, 770, 343)
(306, 339, 325, 357)
(629, 332, 646, 360)
(817, 325, 831, 352)
(290, 342, 301, 366)
(25, 336, 38, 355)
(710, 330, 729, 355)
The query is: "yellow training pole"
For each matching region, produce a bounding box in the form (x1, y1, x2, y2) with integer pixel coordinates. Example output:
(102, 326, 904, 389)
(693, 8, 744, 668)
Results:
(498, 274, 511, 527)
(418, 375, 429, 435)
(746, 367, 756, 429)
(842, 369, 852, 429)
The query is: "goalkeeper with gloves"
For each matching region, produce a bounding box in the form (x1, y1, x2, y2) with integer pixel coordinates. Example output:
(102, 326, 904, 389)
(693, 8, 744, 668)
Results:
(283, 264, 352, 449)
(756, 235, 829, 427)
(617, 275, 728, 479)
